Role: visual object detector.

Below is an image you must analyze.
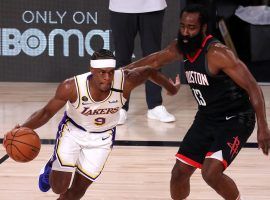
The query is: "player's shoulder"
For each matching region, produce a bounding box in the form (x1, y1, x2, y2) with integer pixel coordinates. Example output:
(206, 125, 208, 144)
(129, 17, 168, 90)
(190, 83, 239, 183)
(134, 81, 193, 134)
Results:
(75, 72, 91, 80)
(208, 42, 235, 60)
(58, 77, 76, 93)
(209, 42, 226, 51)
(55, 77, 77, 101)
(207, 42, 238, 69)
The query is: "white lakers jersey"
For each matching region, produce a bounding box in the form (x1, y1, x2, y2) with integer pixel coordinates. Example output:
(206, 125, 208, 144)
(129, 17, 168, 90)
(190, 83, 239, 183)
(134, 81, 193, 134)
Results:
(66, 69, 126, 132)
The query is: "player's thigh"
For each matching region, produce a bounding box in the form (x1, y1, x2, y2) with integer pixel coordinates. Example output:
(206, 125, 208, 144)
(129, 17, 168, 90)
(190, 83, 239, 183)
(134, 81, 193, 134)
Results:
(68, 171, 93, 193)
(53, 126, 81, 171)
(177, 115, 213, 168)
(209, 113, 255, 168)
(50, 170, 73, 192)
(76, 133, 113, 182)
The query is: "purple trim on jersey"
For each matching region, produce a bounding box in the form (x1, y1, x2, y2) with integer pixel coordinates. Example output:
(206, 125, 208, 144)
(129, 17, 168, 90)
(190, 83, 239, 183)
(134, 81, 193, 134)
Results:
(111, 127, 116, 148)
(50, 113, 69, 163)
(64, 112, 87, 131)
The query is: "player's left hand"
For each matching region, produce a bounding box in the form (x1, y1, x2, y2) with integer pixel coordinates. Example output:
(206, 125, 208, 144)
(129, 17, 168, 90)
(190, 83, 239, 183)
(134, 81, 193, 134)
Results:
(257, 127, 270, 155)
(167, 74, 180, 96)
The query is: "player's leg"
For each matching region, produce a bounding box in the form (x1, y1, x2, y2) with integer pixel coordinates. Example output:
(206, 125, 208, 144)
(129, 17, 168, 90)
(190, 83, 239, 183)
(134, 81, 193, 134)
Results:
(109, 11, 138, 113)
(50, 170, 73, 194)
(202, 159, 239, 200)
(57, 172, 93, 200)
(48, 119, 85, 194)
(171, 114, 212, 199)
(39, 157, 54, 192)
(39, 119, 80, 193)
(138, 11, 164, 111)
(201, 112, 255, 200)
(170, 160, 196, 200)
(109, 11, 137, 68)
(58, 129, 115, 199)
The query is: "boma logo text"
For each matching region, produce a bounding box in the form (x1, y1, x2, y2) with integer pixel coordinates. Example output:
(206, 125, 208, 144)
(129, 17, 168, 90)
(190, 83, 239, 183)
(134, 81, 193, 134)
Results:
(0, 28, 111, 57)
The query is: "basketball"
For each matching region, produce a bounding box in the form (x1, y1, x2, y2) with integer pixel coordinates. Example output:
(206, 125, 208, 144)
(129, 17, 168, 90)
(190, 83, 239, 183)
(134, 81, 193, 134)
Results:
(3, 127, 41, 163)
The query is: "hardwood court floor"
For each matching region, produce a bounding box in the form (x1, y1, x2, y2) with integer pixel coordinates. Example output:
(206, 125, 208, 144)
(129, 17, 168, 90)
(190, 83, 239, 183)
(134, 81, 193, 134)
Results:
(0, 83, 270, 199)
(0, 146, 270, 200)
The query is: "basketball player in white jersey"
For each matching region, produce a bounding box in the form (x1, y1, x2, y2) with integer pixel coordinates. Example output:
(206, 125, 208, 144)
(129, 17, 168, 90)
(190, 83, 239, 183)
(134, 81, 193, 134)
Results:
(4, 49, 180, 199)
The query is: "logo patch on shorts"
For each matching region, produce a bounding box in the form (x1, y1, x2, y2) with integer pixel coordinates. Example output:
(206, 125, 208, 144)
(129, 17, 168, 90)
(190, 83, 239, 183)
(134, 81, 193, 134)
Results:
(102, 135, 110, 140)
(227, 136, 240, 158)
(225, 115, 236, 120)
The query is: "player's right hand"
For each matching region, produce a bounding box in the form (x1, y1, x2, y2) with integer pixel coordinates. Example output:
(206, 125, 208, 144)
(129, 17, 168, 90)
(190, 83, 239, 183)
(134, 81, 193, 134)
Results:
(257, 127, 270, 155)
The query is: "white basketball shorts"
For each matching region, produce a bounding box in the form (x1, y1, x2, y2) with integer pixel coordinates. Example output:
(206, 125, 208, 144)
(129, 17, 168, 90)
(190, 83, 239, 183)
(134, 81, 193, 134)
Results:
(51, 120, 115, 182)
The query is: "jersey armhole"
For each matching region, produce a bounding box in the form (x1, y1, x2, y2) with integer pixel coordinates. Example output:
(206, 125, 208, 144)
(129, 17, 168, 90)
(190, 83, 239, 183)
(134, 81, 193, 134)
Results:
(73, 76, 81, 109)
(119, 69, 126, 106)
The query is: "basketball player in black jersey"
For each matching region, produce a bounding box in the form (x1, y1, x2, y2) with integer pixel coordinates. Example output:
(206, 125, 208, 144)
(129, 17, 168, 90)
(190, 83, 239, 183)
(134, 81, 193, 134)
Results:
(126, 4, 270, 200)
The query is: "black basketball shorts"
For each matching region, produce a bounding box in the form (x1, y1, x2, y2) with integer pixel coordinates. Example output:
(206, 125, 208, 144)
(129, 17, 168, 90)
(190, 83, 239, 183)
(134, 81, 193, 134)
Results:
(176, 111, 255, 169)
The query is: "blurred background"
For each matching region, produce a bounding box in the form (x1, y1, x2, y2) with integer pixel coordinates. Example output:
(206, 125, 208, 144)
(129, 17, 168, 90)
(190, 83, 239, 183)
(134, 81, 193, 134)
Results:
(0, 0, 269, 83)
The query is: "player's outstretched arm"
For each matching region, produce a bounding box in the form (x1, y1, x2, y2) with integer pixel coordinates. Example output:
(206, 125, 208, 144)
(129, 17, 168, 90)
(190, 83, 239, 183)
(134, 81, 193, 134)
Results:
(20, 78, 76, 130)
(123, 66, 180, 99)
(150, 70, 180, 95)
(124, 40, 182, 70)
(208, 44, 270, 155)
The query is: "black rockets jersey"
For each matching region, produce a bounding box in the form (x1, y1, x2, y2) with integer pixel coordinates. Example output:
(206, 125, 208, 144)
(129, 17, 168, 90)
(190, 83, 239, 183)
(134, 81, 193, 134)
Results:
(183, 35, 253, 116)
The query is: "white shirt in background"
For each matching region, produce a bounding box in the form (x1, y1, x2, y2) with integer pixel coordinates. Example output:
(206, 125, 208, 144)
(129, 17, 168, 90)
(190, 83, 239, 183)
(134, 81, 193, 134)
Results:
(109, 0, 167, 13)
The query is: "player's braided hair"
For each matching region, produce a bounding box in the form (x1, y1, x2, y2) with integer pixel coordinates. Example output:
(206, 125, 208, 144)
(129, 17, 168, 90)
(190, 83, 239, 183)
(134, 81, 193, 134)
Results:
(91, 49, 115, 60)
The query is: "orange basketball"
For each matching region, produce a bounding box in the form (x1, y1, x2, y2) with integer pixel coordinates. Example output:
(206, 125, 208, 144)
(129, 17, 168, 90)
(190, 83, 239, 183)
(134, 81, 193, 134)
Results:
(3, 127, 41, 163)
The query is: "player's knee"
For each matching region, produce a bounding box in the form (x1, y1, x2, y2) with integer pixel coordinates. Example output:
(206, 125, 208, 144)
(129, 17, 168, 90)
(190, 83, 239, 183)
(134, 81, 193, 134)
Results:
(171, 165, 184, 183)
(201, 167, 219, 187)
(171, 192, 189, 200)
(171, 162, 191, 183)
(68, 188, 87, 200)
(50, 171, 73, 194)
(51, 180, 70, 194)
(51, 185, 68, 194)
(202, 159, 225, 187)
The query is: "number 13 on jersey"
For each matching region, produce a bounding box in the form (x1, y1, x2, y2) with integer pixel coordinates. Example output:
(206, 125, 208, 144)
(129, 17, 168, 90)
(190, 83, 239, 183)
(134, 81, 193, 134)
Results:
(192, 89, 206, 106)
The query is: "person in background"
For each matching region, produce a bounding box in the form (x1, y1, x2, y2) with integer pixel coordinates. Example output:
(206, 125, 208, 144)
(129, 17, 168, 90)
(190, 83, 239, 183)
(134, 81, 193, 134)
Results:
(109, 0, 176, 124)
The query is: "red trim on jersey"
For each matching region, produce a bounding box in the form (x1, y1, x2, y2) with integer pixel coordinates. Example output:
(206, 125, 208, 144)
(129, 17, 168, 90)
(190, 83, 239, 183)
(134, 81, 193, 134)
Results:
(186, 35, 213, 63)
(205, 152, 228, 169)
(176, 153, 202, 169)
(206, 152, 213, 157)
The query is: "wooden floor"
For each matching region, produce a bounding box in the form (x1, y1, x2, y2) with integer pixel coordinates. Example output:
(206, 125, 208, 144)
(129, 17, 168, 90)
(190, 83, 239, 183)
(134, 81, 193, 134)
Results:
(0, 83, 270, 200)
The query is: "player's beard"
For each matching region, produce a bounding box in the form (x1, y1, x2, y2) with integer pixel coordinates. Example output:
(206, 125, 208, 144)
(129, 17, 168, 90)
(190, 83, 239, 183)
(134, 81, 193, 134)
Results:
(177, 30, 204, 56)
